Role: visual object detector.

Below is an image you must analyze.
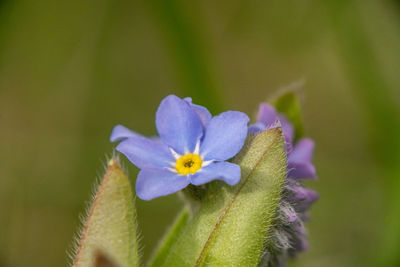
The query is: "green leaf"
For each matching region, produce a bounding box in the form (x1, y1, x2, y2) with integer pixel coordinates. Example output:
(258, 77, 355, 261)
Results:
(148, 208, 190, 267)
(271, 84, 304, 140)
(72, 159, 139, 267)
(161, 128, 287, 266)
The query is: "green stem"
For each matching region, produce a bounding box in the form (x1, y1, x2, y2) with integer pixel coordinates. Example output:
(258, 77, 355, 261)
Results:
(148, 208, 190, 267)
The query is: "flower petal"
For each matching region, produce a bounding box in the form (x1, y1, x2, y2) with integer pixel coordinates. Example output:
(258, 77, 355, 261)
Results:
(136, 169, 190, 200)
(200, 111, 249, 161)
(184, 97, 212, 127)
(295, 189, 319, 213)
(287, 138, 316, 179)
(289, 138, 314, 163)
(257, 103, 278, 126)
(191, 161, 241, 186)
(256, 103, 294, 151)
(116, 135, 175, 170)
(110, 125, 142, 142)
(156, 95, 203, 154)
(288, 161, 316, 180)
(248, 122, 266, 134)
(288, 184, 319, 209)
(277, 114, 294, 150)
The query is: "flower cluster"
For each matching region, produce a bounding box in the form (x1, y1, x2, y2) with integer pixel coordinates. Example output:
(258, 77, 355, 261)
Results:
(110, 95, 249, 200)
(109, 95, 318, 266)
(250, 103, 318, 263)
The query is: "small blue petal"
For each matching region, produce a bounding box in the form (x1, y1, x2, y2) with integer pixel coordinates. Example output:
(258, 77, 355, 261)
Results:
(116, 135, 175, 170)
(255, 103, 294, 151)
(257, 103, 278, 127)
(156, 95, 203, 154)
(277, 114, 294, 151)
(288, 161, 316, 180)
(288, 184, 318, 203)
(136, 169, 190, 200)
(110, 125, 142, 142)
(191, 161, 241, 186)
(200, 111, 249, 161)
(184, 97, 212, 128)
(288, 138, 316, 179)
(248, 122, 266, 134)
(289, 138, 314, 163)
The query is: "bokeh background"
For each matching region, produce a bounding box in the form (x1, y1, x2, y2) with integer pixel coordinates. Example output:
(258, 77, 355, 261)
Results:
(1, 0, 400, 266)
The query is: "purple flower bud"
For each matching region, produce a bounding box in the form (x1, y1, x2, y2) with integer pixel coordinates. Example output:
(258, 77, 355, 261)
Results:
(253, 101, 318, 263)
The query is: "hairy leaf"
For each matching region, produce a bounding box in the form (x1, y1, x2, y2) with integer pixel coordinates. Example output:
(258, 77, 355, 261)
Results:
(161, 128, 287, 266)
(72, 159, 139, 267)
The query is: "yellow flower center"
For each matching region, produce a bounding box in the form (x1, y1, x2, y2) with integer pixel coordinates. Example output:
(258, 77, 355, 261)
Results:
(175, 153, 202, 175)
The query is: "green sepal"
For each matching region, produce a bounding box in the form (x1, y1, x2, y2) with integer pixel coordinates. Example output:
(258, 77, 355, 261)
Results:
(72, 159, 139, 267)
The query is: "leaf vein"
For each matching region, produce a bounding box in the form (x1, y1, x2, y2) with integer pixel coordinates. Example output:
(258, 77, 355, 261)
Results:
(194, 129, 282, 266)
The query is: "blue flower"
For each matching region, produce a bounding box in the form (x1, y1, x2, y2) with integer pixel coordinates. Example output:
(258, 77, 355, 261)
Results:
(110, 95, 249, 200)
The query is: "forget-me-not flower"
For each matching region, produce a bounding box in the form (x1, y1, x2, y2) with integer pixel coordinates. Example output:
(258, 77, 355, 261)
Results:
(110, 95, 249, 200)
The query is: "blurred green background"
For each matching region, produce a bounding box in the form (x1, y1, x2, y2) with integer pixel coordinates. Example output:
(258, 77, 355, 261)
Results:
(1, 0, 400, 266)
